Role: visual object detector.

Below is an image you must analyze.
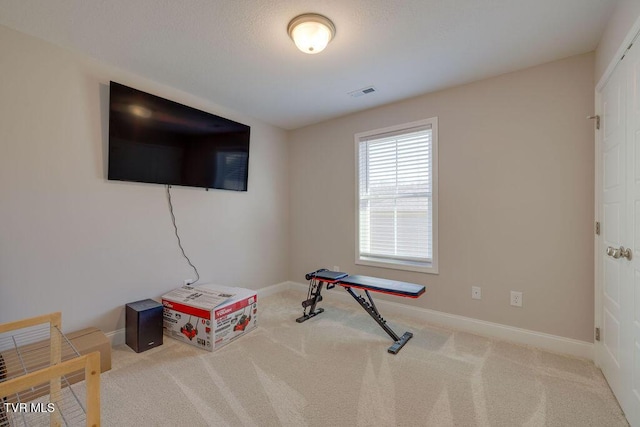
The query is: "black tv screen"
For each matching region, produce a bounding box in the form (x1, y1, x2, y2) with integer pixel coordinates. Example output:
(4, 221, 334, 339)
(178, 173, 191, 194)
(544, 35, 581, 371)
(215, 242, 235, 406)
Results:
(108, 82, 250, 191)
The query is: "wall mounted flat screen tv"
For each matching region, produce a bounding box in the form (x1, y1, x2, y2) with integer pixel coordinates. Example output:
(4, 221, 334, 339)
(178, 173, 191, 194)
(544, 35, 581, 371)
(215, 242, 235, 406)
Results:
(108, 81, 250, 191)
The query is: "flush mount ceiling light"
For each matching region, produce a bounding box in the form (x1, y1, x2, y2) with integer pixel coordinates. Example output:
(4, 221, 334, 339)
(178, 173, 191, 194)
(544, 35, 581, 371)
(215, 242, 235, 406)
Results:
(287, 13, 336, 54)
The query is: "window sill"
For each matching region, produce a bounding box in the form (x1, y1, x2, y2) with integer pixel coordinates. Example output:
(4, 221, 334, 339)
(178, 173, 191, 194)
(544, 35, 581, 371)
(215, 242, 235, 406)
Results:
(356, 257, 439, 274)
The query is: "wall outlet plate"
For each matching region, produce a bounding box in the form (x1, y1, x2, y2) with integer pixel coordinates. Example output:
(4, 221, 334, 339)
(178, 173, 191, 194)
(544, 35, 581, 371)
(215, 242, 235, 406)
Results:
(510, 291, 523, 307)
(472, 286, 481, 300)
(183, 279, 194, 286)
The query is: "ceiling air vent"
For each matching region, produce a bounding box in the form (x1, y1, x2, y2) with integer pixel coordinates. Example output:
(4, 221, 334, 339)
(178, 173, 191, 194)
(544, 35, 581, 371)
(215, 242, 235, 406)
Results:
(348, 86, 376, 98)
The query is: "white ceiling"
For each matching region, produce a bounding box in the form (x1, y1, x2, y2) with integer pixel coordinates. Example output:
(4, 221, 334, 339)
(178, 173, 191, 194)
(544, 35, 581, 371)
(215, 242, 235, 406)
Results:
(0, 0, 618, 130)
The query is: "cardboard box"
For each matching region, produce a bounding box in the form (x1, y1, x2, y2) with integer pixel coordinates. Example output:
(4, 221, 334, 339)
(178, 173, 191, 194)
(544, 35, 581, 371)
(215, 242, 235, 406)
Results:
(162, 284, 257, 351)
(66, 327, 111, 373)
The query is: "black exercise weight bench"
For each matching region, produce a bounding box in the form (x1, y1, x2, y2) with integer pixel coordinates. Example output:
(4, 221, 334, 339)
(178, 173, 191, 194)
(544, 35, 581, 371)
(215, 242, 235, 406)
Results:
(297, 269, 426, 354)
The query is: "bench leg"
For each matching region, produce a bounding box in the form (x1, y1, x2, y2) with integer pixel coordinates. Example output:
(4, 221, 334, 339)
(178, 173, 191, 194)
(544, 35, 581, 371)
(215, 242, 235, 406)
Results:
(296, 280, 325, 323)
(296, 307, 324, 323)
(344, 287, 413, 354)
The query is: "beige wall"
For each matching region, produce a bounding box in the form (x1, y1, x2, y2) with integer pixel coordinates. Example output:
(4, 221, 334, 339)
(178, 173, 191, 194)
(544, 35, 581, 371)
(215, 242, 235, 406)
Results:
(595, 0, 640, 83)
(0, 25, 290, 333)
(289, 53, 595, 342)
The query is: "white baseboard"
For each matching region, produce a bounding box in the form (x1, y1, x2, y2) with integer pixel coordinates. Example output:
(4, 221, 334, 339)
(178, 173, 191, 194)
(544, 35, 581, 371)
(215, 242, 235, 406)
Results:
(105, 280, 593, 360)
(285, 281, 594, 360)
(106, 328, 125, 347)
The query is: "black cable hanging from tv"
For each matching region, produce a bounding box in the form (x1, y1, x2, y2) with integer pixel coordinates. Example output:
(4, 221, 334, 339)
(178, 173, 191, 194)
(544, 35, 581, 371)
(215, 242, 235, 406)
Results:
(166, 185, 200, 285)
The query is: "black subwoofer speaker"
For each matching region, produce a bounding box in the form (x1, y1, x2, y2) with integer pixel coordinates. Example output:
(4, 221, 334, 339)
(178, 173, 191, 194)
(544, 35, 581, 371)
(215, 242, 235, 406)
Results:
(126, 299, 163, 353)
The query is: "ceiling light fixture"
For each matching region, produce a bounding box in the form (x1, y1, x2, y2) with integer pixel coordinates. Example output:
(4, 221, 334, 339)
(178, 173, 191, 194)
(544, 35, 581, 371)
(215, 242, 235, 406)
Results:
(287, 13, 336, 54)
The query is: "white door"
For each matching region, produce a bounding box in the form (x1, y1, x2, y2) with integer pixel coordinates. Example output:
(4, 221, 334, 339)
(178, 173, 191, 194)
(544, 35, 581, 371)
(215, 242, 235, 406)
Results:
(597, 40, 640, 427)
(624, 39, 640, 427)
(598, 41, 627, 410)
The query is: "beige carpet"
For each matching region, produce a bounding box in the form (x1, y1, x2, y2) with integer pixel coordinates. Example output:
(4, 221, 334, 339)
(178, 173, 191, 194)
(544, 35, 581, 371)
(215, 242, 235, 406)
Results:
(100, 290, 628, 426)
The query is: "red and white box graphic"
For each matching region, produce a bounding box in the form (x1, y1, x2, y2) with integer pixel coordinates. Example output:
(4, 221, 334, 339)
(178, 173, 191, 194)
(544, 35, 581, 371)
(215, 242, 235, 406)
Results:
(162, 284, 257, 351)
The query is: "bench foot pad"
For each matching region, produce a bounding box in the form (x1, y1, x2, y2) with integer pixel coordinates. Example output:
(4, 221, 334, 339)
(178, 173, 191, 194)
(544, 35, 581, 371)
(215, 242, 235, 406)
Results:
(388, 332, 413, 354)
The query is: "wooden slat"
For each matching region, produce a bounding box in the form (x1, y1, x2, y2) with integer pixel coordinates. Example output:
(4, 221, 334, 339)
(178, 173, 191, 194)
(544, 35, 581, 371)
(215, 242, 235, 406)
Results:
(50, 313, 62, 427)
(0, 312, 61, 334)
(84, 352, 101, 427)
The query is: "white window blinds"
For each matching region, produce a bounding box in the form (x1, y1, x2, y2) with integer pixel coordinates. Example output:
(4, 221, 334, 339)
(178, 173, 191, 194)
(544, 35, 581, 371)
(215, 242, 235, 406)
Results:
(358, 124, 433, 264)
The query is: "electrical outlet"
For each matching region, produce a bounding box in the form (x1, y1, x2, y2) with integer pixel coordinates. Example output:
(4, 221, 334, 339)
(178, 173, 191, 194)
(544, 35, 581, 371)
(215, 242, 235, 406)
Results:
(183, 279, 194, 286)
(510, 291, 523, 307)
(471, 286, 482, 300)
(333, 265, 340, 272)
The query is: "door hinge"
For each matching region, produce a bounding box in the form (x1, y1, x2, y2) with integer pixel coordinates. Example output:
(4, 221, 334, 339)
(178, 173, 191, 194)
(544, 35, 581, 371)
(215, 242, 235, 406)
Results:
(588, 115, 600, 130)
(621, 42, 634, 60)
(595, 221, 600, 236)
(595, 327, 600, 341)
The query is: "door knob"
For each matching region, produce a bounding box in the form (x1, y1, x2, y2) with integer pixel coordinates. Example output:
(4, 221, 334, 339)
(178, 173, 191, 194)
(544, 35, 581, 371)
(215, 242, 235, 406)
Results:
(620, 246, 633, 261)
(607, 246, 632, 260)
(607, 246, 621, 258)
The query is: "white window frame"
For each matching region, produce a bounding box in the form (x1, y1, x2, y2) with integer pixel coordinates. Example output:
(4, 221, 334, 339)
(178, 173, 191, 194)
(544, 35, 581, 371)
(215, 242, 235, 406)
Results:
(354, 117, 438, 274)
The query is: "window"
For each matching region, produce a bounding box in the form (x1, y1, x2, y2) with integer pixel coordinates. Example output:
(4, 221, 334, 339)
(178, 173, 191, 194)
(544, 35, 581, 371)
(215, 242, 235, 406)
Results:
(355, 118, 438, 273)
